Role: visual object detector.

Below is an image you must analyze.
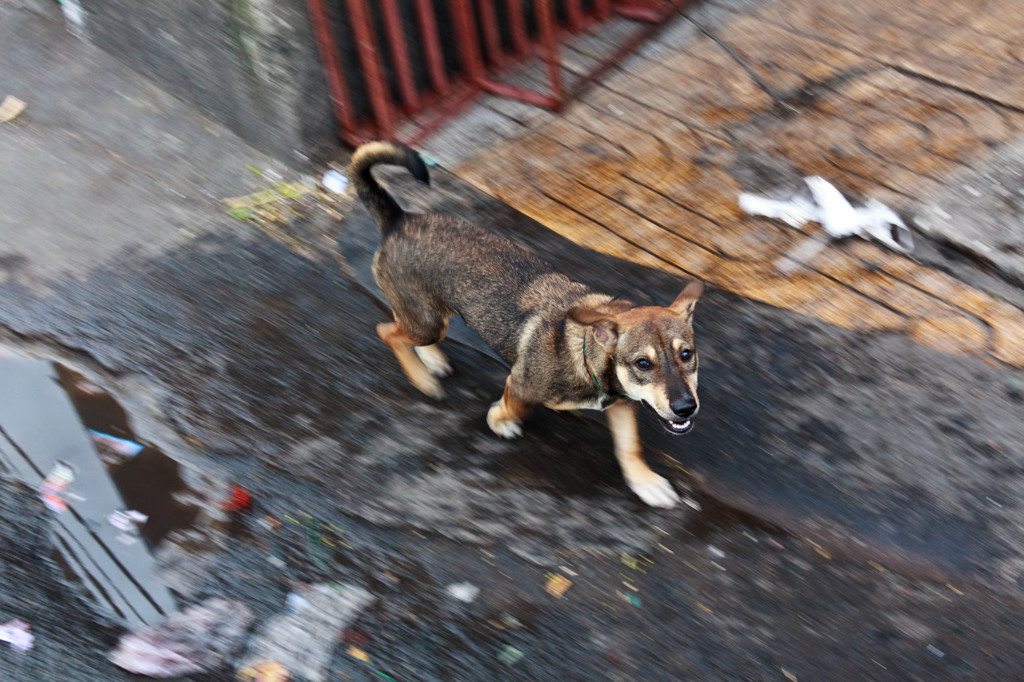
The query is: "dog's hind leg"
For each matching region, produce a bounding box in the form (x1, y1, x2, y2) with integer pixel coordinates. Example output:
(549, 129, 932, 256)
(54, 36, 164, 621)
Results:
(605, 400, 679, 508)
(487, 376, 533, 438)
(377, 321, 447, 399)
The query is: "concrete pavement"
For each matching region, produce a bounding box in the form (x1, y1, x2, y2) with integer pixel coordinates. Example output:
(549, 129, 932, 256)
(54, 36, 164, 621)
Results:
(4, 2, 1024, 679)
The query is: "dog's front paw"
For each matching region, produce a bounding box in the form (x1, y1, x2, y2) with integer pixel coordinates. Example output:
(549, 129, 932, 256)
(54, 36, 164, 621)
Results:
(487, 402, 523, 439)
(627, 474, 680, 509)
(414, 344, 453, 378)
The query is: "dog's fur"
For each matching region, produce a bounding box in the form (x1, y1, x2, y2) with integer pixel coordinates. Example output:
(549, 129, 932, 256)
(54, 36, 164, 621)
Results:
(350, 141, 704, 508)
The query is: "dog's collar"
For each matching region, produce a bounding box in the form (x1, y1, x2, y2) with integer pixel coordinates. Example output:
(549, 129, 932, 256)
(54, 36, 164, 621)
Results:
(582, 336, 603, 391)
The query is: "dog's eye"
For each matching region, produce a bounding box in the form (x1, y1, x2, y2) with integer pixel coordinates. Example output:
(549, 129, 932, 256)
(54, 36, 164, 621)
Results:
(634, 358, 652, 370)
(680, 349, 694, 362)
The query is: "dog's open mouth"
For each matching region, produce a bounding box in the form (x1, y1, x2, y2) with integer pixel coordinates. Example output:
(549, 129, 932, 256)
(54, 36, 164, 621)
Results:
(644, 402, 695, 434)
(660, 416, 694, 434)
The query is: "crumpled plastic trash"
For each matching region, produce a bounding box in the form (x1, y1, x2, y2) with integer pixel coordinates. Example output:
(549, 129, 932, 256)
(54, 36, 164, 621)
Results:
(740, 176, 914, 273)
(0, 619, 34, 652)
(108, 598, 254, 678)
(239, 583, 373, 682)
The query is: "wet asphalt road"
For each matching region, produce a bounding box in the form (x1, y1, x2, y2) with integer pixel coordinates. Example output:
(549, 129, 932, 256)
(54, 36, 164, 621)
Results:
(2, 168, 1024, 680)
(4, 5, 1024, 678)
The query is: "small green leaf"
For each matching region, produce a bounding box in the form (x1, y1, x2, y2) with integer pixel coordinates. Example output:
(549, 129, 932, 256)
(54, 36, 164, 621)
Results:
(228, 206, 255, 221)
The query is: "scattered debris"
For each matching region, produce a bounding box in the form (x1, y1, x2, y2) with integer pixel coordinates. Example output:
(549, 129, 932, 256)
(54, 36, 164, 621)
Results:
(38, 462, 75, 513)
(89, 430, 145, 458)
(544, 573, 573, 599)
(707, 545, 726, 560)
(239, 583, 374, 682)
(237, 660, 291, 682)
(108, 509, 149, 532)
(341, 628, 370, 647)
(740, 177, 914, 274)
(0, 95, 27, 123)
(285, 592, 310, 614)
(108, 598, 254, 678)
(493, 613, 523, 630)
(59, 0, 87, 35)
(109, 508, 152, 545)
(497, 644, 524, 666)
(221, 485, 252, 512)
(321, 170, 348, 194)
(258, 515, 282, 531)
(782, 668, 799, 682)
(303, 516, 327, 569)
(446, 582, 480, 603)
(927, 644, 945, 658)
(224, 182, 313, 212)
(347, 646, 370, 663)
(681, 496, 701, 511)
(0, 619, 34, 652)
(605, 651, 625, 666)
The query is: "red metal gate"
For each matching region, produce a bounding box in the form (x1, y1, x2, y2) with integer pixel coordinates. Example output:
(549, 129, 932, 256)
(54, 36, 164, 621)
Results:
(306, 0, 691, 146)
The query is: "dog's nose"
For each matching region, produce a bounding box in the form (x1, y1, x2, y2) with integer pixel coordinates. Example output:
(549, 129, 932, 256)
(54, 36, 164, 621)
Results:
(670, 396, 697, 418)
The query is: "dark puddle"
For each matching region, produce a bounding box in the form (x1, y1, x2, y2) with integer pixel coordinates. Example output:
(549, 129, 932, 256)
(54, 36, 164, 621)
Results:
(0, 355, 183, 627)
(55, 364, 197, 545)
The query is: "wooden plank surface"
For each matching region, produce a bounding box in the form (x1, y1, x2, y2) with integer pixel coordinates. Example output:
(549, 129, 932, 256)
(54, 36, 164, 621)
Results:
(424, 0, 1024, 367)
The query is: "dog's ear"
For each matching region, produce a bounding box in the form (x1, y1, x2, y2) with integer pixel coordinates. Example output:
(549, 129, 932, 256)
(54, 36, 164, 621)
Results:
(568, 308, 619, 350)
(670, 279, 704, 319)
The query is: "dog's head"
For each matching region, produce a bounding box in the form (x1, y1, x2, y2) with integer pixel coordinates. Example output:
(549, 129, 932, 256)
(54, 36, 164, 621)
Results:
(572, 280, 704, 434)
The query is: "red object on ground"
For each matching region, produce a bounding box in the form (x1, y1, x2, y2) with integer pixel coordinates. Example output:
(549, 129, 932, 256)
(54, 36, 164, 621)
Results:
(222, 485, 253, 512)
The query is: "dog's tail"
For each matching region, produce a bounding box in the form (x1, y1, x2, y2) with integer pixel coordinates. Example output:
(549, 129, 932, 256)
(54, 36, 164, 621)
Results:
(348, 141, 430, 232)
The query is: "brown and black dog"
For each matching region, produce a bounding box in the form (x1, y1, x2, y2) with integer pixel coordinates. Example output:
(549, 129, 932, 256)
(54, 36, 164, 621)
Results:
(349, 141, 703, 508)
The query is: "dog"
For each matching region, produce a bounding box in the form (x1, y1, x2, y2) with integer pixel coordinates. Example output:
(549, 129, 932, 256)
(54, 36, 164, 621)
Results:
(349, 141, 704, 508)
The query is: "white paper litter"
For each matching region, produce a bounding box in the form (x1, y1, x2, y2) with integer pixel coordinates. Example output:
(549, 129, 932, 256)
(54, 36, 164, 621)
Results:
(446, 582, 480, 603)
(740, 177, 914, 273)
(321, 170, 348, 194)
(0, 619, 34, 652)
